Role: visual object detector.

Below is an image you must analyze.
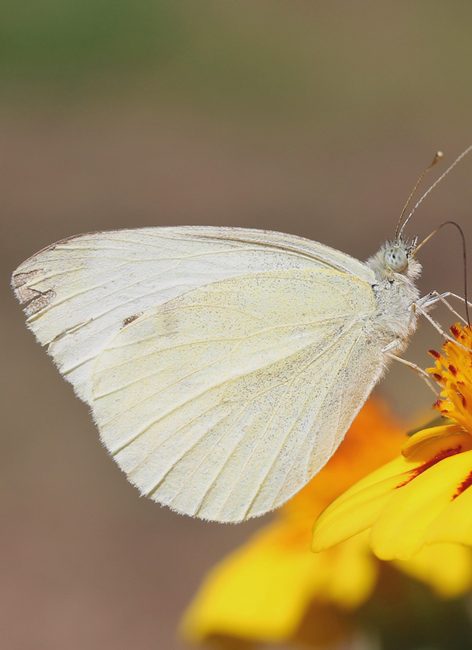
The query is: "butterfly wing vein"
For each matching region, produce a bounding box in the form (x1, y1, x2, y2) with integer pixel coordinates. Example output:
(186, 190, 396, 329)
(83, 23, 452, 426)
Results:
(91, 269, 381, 521)
(12, 227, 384, 521)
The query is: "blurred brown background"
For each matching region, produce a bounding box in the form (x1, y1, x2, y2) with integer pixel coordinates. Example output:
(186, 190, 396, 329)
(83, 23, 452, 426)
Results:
(1, 2, 472, 648)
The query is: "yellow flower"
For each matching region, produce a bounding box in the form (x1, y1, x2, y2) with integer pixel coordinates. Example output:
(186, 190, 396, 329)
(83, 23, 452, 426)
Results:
(182, 401, 472, 648)
(182, 523, 374, 647)
(313, 323, 472, 561)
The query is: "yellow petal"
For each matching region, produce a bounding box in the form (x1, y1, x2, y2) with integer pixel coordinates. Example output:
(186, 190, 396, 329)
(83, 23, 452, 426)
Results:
(182, 523, 378, 644)
(313, 424, 472, 557)
(182, 524, 326, 643)
(319, 533, 377, 608)
(370, 450, 472, 560)
(426, 483, 472, 545)
(329, 456, 411, 508)
(312, 478, 398, 552)
(395, 543, 472, 598)
(312, 457, 412, 552)
(402, 425, 471, 458)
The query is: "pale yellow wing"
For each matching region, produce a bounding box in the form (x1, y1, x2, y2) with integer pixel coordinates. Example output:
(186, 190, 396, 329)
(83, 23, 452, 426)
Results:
(91, 269, 382, 522)
(11, 227, 374, 404)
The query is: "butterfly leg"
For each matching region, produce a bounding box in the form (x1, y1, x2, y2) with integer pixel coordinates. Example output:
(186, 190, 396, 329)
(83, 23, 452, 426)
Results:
(420, 290, 468, 323)
(385, 351, 438, 394)
(439, 291, 472, 308)
(432, 291, 472, 325)
(414, 301, 472, 352)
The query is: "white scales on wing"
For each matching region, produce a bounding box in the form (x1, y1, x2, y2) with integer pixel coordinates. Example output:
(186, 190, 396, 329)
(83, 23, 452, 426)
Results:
(91, 269, 380, 521)
(12, 226, 374, 405)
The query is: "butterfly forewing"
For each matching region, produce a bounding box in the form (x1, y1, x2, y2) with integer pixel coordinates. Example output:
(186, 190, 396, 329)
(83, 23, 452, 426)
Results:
(11, 227, 373, 404)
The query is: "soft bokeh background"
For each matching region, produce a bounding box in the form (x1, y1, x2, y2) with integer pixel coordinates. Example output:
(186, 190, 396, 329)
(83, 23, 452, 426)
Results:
(2, 2, 472, 648)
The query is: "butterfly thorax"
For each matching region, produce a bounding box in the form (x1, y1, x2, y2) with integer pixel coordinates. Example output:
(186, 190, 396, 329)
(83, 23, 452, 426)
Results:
(366, 241, 422, 347)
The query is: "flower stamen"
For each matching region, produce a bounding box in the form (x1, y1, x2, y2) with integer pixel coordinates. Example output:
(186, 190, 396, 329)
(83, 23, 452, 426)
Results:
(428, 323, 472, 433)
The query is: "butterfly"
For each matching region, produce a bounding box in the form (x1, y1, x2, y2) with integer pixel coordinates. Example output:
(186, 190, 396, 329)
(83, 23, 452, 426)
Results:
(11, 147, 471, 523)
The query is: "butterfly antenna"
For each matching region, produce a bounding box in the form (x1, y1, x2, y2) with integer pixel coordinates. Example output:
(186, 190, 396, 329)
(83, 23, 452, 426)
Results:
(413, 220, 470, 326)
(394, 151, 444, 240)
(398, 144, 472, 240)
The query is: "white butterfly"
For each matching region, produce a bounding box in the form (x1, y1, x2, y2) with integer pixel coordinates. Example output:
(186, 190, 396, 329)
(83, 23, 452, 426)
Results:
(11, 148, 471, 523)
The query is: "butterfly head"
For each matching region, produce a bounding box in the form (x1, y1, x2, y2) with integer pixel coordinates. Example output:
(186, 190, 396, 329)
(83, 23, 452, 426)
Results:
(368, 238, 422, 282)
(383, 241, 409, 273)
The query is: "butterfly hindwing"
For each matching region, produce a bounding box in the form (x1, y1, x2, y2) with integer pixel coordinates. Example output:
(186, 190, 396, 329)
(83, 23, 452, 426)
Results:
(91, 269, 381, 522)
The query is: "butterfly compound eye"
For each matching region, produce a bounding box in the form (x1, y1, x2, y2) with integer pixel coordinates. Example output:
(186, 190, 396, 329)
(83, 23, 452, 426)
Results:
(384, 245, 408, 273)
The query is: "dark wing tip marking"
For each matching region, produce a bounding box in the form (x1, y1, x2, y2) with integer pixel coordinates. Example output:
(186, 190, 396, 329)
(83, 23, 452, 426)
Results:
(23, 288, 56, 317)
(12, 269, 56, 317)
(11, 269, 41, 289)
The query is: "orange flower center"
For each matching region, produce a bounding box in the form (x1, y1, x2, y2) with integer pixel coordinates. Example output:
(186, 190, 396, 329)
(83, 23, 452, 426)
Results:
(428, 323, 472, 433)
